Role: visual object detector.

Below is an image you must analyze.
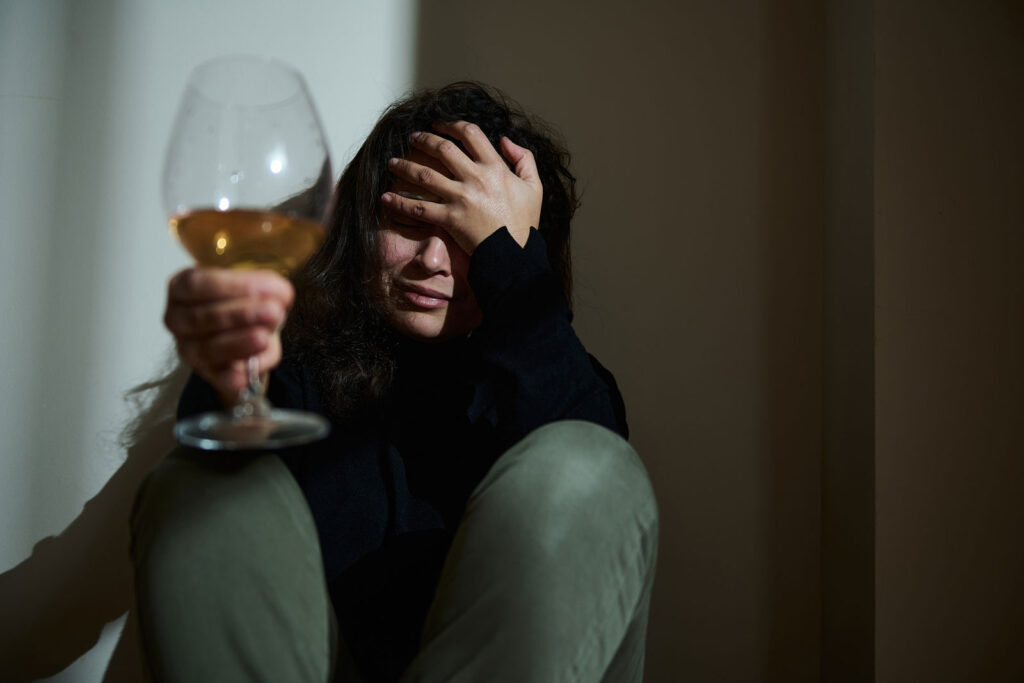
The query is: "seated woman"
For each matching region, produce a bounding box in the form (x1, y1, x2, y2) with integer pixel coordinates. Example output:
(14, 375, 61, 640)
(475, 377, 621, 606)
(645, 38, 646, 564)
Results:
(132, 82, 658, 683)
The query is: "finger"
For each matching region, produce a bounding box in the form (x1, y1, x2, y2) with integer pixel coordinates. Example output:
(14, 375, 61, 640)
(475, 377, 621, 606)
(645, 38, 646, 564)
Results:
(499, 137, 541, 184)
(408, 131, 477, 178)
(215, 359, 250, 397)
(432, 121, 502, 164)
(177, 326, 271, 376)
(168, 267, 293, 306)
(214, 335, 283, 395)
(381, 191, 451, 228)
(165, 297, 286, 338)
(387, 156, 457, 199)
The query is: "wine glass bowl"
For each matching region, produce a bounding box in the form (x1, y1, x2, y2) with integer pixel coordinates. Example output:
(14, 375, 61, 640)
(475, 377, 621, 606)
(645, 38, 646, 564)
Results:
(163, 55, 332, 450)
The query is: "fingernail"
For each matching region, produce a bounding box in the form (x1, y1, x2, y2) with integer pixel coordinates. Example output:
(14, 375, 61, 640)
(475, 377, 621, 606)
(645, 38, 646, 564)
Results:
(410, 131, 422, 142)
(381, 192, 393, 204)
(388, 157, 399, 167)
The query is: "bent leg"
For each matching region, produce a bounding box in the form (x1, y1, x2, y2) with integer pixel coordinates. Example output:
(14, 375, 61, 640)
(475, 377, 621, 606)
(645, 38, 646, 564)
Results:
(130, 449, 335, 683)
(401, 421, 659, 683)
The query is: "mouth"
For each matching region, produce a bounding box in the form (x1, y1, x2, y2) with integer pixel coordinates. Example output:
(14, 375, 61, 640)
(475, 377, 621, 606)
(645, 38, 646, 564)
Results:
(397, 282, 452, 309)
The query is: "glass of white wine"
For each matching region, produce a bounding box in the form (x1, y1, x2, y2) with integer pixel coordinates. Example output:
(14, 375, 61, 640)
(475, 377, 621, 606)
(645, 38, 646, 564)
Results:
(163, 55, 332, 450)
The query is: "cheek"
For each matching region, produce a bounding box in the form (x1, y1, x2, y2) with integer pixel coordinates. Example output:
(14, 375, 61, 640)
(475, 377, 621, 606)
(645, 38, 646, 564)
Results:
(447, 243, 471, 281)
(379, 230, 412, 272)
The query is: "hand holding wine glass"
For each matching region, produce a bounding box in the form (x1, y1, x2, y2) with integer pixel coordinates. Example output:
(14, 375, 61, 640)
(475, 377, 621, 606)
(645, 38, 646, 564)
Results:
(163, 55, 333, 450)
(163, 267, 292, 406)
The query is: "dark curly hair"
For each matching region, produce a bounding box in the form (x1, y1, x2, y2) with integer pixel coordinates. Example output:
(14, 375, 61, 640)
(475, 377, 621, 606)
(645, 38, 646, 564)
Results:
(283, 81, 579, 421)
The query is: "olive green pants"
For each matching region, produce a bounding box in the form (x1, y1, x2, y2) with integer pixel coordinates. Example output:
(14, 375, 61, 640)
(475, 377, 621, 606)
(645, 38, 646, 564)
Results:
(130, 421, 658, 682)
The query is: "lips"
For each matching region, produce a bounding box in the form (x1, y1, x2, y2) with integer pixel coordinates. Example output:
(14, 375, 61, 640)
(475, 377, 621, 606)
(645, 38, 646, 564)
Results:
(401, 283, 451, 299)
(397, 282, 452, 309)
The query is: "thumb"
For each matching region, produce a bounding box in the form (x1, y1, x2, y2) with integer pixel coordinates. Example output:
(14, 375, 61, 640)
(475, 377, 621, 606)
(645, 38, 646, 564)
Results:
(500, 137, 539, 184)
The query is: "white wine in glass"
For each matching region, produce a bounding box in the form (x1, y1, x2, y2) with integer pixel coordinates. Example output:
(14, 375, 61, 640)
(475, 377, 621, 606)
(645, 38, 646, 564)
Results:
(163, 55, 333, 450)
(169, 208, 326, 274)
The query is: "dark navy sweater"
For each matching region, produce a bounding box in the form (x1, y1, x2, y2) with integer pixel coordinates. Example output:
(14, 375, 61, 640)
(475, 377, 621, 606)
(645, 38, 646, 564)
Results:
(178, 227, 627, 681)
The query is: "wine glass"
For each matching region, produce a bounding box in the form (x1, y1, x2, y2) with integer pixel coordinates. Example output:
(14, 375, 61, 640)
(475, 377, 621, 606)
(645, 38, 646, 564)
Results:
(163, 55, 332, 450)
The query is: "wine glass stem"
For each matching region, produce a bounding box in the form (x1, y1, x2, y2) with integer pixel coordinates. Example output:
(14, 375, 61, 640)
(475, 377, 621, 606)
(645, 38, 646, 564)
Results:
(247, 355, 262, 394)
(232, 356, 271, 419)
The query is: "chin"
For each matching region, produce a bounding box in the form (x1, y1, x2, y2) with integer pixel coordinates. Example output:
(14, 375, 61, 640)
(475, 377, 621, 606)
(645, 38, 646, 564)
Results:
(392, 311, 452, 342)
(390, 309, 478, 342)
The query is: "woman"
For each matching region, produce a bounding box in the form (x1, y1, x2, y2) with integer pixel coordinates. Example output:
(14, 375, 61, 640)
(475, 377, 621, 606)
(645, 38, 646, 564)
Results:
(133, 82, 657, 682)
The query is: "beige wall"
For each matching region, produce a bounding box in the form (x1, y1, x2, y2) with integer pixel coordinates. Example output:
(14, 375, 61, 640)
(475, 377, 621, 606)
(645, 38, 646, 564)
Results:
(874, 0, 1024, 680)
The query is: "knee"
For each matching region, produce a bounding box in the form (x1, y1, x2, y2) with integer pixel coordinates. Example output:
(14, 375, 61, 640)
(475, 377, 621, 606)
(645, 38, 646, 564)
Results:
(131, 450, 228, 565)
(496, 420, 656, 514)
(476, 421, 658, 562)
(130, 449, 305, 565)
(132, 450, 233, 539)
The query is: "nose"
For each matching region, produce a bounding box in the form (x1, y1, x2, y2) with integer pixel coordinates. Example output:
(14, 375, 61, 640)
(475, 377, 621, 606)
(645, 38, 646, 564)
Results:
(417, 232, 451, 275)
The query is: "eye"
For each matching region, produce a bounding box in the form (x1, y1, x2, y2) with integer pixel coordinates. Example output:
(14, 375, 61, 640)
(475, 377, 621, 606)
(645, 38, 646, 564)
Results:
(386, 211, 431, 231)
(393, 219, 429, 230)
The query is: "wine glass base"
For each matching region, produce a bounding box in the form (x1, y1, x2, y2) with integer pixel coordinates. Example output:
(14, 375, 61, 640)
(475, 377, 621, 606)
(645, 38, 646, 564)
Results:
(174, 408, 330, 451)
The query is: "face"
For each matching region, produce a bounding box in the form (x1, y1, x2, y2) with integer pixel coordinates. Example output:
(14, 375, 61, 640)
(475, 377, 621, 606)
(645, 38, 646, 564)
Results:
(376, 149, 483, 341)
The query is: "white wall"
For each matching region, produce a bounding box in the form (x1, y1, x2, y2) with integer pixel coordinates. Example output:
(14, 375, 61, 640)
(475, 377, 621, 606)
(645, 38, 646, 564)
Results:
(0, 1, 416, 679)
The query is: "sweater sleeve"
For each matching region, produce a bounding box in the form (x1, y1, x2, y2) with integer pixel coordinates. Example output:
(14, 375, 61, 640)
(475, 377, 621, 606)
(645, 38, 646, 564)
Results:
(464, 227, 628, 448)
(176, 372, 222, 420)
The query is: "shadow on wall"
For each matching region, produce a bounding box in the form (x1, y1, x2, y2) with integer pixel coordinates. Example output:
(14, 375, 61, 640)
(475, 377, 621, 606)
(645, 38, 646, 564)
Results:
(0, 362, 186, 682)
(0, 3, 175, 678)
